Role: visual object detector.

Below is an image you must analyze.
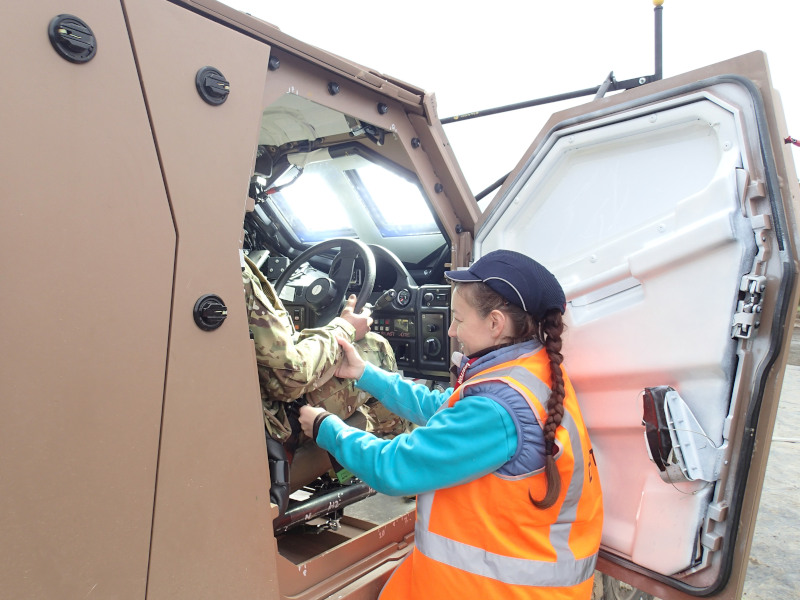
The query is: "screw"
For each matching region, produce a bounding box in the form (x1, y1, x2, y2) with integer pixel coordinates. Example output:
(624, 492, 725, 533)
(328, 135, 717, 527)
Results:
(328, 82, 340, 95)
(639, 77, 647, 85)
(434, 183, 444, 193)
(455, 224, 464, 234)
(411, 137, 421, 149)
(377, 102, 389, 114)
(268, 56, 280, 71)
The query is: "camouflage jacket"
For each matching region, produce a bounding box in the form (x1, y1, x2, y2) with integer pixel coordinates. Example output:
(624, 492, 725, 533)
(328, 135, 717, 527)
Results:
(243, 255, 354, 404)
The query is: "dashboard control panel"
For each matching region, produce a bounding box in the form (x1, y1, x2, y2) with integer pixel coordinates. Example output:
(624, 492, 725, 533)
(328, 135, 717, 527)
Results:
(282, 284, 451, 380)
(371, 284, 451, 379)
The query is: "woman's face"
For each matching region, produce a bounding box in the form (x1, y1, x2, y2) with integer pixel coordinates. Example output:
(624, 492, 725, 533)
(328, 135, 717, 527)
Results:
(447, 286, 498, 356)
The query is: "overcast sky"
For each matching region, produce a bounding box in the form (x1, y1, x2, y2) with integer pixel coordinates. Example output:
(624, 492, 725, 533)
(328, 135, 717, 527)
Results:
(219, 0, 800, 197)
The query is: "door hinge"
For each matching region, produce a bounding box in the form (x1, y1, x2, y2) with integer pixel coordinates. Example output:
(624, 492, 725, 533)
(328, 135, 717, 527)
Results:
(732, 275, 767, 339)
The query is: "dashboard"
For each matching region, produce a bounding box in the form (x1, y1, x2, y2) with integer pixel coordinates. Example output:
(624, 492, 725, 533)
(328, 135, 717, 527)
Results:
(277, 244, 452, 381)
(370, 284, 451, 379)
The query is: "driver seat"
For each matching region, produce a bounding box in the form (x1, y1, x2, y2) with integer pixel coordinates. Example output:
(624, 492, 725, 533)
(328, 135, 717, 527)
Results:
(268, 408, 373, 534)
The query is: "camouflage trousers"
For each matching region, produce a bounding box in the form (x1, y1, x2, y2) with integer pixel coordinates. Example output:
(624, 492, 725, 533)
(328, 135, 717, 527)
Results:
(262, 332, 408, 443)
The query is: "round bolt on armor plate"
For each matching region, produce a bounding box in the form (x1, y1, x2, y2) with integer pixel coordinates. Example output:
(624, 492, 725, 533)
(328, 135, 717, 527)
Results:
(195, 67, 230, 105)
(48, 15, 97, 63)
(193, 294, 228, 331)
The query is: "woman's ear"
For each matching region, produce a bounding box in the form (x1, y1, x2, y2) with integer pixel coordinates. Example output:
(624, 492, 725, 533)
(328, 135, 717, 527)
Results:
(488, 309, 507, 338)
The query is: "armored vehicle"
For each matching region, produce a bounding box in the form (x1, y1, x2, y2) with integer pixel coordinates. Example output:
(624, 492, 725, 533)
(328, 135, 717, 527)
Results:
(2, 1, 798, 599)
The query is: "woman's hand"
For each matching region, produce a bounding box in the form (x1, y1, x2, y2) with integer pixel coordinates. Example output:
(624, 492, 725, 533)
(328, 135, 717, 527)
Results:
(299, 404, 328, 439)
(335, 337, 367, 380)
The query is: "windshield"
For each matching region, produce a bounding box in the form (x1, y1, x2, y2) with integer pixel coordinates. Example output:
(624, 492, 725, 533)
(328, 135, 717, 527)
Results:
(268, 151, 440, 244)
(271, 166, 357, 242)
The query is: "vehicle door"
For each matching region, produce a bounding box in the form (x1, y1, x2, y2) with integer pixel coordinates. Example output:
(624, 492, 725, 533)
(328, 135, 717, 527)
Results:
(469, 51, 799, 599)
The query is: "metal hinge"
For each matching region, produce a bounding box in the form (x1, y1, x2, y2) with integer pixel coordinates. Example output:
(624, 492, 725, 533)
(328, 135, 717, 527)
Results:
(732, 275, 767, 339)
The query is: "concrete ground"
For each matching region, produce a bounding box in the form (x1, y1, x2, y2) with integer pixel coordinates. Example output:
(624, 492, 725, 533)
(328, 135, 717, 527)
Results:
(740, 322, 800, 599)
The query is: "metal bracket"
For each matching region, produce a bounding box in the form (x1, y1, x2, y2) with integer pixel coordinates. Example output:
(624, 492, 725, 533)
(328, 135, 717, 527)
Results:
(594, 72, 616, 100)
(732, 275, 767, 339)
(302, 512, 343, 534)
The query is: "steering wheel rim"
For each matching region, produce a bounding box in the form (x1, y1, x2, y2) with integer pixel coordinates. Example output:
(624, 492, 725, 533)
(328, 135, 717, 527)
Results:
(273, 238, 376, 324)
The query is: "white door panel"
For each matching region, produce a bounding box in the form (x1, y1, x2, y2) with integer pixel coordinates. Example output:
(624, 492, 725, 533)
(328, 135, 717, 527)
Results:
(473, 56, 800, 597)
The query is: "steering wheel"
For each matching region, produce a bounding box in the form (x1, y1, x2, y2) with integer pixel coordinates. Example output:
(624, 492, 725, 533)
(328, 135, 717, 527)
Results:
(273, 238, 376, 326)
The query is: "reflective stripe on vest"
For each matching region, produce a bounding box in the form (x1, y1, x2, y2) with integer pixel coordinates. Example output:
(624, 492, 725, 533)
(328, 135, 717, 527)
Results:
(416, 362, 597, 587)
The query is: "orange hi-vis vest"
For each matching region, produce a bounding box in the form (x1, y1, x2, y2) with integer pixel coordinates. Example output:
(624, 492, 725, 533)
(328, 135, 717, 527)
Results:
(380, 347, 603, 600)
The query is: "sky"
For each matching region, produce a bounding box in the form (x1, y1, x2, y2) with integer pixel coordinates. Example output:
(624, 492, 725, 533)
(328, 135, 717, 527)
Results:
(219, 0, 800, 199)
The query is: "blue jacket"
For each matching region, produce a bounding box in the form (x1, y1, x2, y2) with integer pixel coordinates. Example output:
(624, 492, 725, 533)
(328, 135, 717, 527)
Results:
(316, 340, 548, 496)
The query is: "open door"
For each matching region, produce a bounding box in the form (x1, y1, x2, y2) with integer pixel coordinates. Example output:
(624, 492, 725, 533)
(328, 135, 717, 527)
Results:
(472, 52, 799, 599)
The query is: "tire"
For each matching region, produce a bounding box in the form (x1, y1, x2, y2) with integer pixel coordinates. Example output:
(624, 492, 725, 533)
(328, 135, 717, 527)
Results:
(601, 574, 656, 600)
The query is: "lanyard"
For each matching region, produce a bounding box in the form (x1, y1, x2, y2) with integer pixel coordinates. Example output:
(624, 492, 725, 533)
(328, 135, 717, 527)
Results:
(454, 357, 478, 389)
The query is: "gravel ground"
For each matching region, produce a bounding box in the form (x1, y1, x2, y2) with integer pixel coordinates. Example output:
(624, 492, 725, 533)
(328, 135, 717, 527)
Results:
(741, 324, 800, 599)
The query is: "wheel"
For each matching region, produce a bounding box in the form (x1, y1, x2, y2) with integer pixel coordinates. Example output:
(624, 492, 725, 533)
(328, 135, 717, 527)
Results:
(273, 238, 376, 325)
(601, 574, 655, 600)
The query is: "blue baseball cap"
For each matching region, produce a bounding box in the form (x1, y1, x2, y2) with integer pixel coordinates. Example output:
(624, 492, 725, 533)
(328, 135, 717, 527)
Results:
(445, 250, 566, 319)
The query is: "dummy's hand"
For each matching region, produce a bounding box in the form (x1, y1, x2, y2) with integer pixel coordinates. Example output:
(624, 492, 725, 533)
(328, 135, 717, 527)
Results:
(339, 294, 372, 341)
(299, 404, 328, 439)
(334, 337, 367, 380)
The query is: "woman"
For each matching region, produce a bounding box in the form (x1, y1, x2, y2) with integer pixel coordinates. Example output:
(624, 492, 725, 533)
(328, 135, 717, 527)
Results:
(299, 249, 603, 599)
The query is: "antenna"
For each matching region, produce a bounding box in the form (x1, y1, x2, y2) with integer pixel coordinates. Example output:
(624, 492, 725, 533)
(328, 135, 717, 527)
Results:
(654, 0, 664, 81)
(441, 1, 666, 125)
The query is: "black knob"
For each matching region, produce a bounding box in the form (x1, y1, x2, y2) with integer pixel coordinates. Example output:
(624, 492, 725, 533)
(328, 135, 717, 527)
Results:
(423, 292, 434, 305)
(195, 67, 230, 105)
(49, 15, 97, 63)
(424, 337, 441, 357)
(426, 323, 439, 333)
(193, 294, 228, 331)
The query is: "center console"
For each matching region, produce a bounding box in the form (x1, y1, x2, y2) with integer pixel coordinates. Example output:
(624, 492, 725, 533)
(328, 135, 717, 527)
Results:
(371, 284, 451, 380)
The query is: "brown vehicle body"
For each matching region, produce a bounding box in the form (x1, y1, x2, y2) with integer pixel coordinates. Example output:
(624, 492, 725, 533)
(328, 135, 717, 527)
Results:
(1, 1, 798, 599)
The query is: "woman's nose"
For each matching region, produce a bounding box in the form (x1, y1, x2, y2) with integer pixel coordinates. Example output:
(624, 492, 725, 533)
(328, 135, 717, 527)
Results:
(447, 321, 457, 338)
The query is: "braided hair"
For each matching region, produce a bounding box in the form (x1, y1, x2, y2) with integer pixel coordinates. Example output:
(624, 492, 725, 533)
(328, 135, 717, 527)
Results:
(456, 282, 564, 510)
(529, 308, 565, 509)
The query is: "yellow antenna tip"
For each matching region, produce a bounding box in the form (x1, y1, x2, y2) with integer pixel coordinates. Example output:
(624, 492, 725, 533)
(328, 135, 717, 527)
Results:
(653, 0, 664, 6)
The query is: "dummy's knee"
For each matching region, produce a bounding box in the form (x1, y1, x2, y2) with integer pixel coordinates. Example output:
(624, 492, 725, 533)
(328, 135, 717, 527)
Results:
(355, 332, 397, 372)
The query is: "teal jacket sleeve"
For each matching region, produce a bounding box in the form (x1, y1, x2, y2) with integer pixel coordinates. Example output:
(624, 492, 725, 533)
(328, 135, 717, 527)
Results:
(315, 387, 518, 496)
(354, 362, 452, 426)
